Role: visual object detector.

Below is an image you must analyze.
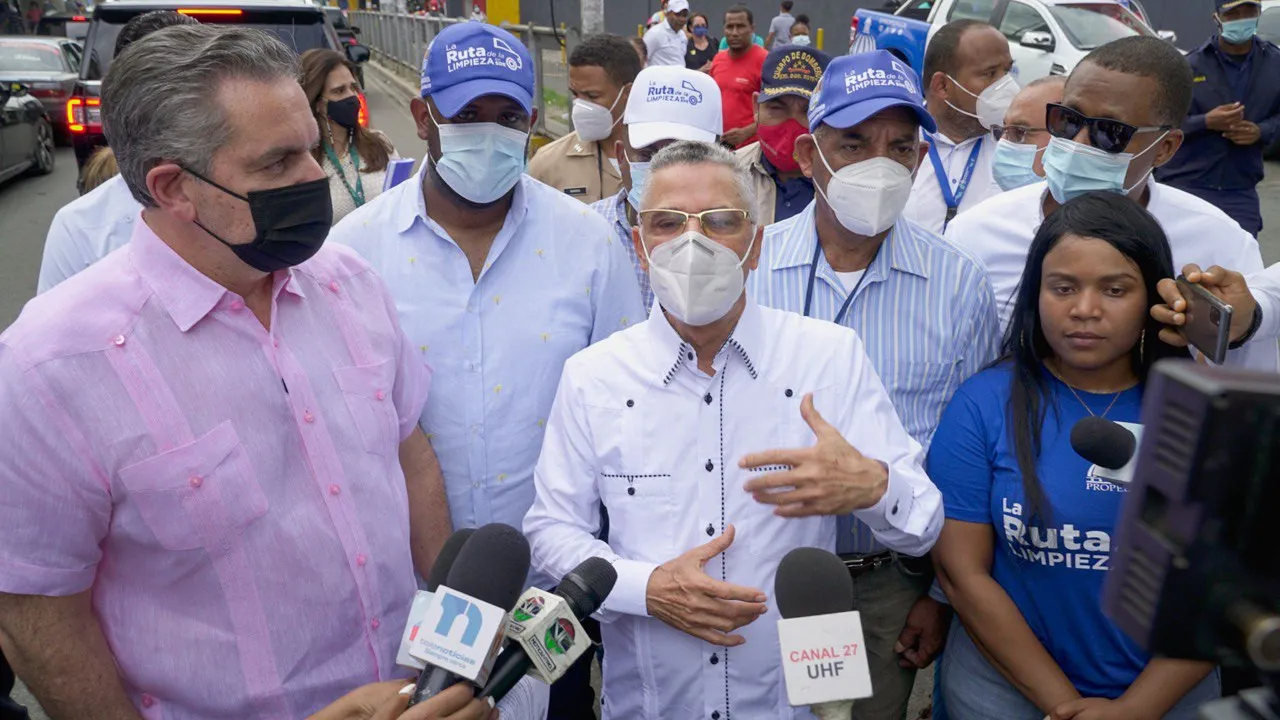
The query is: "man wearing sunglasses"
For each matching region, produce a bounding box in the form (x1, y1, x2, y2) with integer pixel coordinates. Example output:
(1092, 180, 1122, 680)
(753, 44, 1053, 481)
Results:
(989, 76, 1066, 192)
(902, 19, 1018, 235)
(1153, 0, 1280, 237)
(944, 36, 1278, 373)
(525, 139, 942, 720)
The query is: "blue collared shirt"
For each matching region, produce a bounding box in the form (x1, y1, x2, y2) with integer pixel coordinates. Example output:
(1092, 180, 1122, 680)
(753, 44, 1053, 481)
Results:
(330, 167, 645, 539)
(748, 202, 1000, 554)
(589, 189, 654, 309)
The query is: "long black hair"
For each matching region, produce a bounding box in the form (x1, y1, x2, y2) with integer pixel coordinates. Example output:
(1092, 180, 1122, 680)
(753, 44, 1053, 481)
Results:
(1002, 191, 1190, 520)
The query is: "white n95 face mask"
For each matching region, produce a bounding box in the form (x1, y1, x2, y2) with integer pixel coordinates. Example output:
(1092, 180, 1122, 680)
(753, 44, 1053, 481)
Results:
(815, 149, 915, 237)
(947, 73, 1020, 130)
(643, 230, 755, 327)
(571, 86, 627, 143)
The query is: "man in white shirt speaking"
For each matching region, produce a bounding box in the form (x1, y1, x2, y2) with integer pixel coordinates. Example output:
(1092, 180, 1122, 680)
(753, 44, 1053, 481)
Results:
(945, 35, 1279, 373)
(524, 140, 943, 719)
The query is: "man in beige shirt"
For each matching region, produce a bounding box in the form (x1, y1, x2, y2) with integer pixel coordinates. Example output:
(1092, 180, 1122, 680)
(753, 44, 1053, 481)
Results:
(529, 34, 640, 203)
(735, 44, 830, 226)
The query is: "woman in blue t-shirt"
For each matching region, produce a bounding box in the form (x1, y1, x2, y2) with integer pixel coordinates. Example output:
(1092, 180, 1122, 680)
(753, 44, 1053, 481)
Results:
(929, 193, 1220, 719)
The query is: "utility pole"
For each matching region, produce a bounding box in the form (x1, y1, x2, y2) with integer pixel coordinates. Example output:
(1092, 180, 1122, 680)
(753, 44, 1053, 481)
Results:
(582, 0, 604, 35)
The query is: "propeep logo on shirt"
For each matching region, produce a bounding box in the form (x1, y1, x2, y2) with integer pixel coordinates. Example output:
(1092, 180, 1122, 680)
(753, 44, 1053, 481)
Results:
(843, 61, 917, 97)
(1000, 497, 1112, 571)
(646, 80, 705, 106)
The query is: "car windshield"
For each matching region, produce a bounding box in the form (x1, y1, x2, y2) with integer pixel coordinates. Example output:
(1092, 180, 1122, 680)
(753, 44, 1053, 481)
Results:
(0, 41, 63, 71)
(1261, 7, 1280, 43)
(83, 7, 330, 80)
(325, 9, 348, 29)
(1049, 3, 1154, 49)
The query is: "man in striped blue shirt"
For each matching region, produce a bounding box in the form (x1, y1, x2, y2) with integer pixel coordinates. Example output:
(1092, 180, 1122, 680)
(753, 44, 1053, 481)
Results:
(747, 50, 1000, 720)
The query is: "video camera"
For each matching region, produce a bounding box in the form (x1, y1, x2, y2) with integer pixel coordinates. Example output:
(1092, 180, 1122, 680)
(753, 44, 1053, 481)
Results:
(1100, 360, 1280, 719)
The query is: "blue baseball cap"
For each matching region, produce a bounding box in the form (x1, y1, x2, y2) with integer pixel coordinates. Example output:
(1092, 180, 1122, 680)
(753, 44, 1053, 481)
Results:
(808, 50, 936, 134)
(1216, 0, 1259, 11)
(759, 45, 832, 102)
(420, 23, 535, 118)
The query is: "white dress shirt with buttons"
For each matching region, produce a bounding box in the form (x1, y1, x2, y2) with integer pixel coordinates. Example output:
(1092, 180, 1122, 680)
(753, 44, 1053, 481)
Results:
(524, 298, 943, 720)
(1249, 263, 1280, 343)
(902, 131, 1000, 236)
(643, 21, 689, 67)
(38, 174, 142, 294)
(945, 180, 1280, 372)
(330, 167, 644, 578)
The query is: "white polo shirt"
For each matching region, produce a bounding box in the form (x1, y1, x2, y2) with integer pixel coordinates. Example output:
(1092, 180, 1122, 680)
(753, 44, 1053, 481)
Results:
(902, 130, 1001, 236)
(944, 180, 1280, 372)
(643, 21, 688, 67)
(38, 174, 142, 293)
(1250, 263, 1280, 343)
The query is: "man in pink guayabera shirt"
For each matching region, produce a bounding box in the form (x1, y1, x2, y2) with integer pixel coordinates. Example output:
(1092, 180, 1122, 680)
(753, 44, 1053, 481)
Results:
(0, 24, 454, 720)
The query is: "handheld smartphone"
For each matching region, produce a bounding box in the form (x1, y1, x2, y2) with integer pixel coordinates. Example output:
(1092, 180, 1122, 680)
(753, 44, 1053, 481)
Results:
(1177, 275, 1234, 365)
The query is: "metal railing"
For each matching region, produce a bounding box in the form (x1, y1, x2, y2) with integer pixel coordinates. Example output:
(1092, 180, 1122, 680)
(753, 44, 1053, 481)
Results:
(351, 12, 579, 139)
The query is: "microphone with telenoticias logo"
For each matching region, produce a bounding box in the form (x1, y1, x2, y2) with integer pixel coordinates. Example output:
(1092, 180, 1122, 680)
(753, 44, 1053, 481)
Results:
(1070, 417, 1139, 483)
(406, 523, 530, 708)
(395, 527, 476, 670)
(477, 556, 618, 703)
(775, 547, 873, 720)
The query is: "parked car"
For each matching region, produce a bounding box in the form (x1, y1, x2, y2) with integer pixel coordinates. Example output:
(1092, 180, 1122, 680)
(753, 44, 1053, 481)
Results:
(0, 81, 55, 184)
(324, 6, 363, 85)
(68, 0, 371, 172)
(0, 35, 80, 141)
(36, 10, 92, 41)
(850, 0, 1177, 85)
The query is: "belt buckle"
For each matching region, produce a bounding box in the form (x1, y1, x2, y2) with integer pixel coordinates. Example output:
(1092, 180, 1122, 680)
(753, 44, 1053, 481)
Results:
(841, 552, 891, 573)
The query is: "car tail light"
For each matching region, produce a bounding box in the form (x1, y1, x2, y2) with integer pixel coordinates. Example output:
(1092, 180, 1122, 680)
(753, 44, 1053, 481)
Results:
(29, 82, 65, 99)
(358, 92, 368, 128)
(66, 96, 101, 133)
(347, 36, 357, 45)
(850, 16, 860, 44)
(71, 14, 86, 20)
(177, 8, 243, 15)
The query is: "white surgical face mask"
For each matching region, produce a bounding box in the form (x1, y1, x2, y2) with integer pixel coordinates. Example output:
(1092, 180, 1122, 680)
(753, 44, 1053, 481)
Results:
(571, 85, 628, 143)
(814, 148, 915, 236)
(429, 105, 529, 204)
(643, 229, 755, 326)
(946, 73, 1020, 130)
(791, 34, 811, 46)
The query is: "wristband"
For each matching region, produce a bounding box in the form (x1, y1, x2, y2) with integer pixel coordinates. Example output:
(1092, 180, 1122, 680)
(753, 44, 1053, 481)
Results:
(1229, 304, 1264, 350)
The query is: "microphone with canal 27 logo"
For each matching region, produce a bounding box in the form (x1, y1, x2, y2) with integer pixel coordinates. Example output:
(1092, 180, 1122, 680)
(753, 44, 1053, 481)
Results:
(775, 547, 874, 720)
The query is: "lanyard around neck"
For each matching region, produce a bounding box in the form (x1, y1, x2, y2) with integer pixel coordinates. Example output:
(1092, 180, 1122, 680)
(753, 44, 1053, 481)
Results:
(801, 238, 878, 326)
(925, 134, 983, 229)
(324, 138, 365, 207)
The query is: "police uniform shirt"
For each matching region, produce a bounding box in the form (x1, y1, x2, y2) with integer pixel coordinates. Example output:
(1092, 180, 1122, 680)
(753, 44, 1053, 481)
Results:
(527, 131, 623, 204)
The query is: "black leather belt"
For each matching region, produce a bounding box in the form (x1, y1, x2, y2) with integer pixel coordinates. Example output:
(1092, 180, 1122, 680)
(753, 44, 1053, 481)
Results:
(838, 550, 895, 579)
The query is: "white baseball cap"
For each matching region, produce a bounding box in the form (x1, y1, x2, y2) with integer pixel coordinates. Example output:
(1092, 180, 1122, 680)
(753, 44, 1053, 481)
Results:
(624, 65, 723, 148)
(667, 0, 690, 13)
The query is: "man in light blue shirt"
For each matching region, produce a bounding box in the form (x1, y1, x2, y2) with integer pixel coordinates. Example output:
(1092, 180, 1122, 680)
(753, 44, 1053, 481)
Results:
(747, 51, 1000, 720)
(330, 22, 643, 543)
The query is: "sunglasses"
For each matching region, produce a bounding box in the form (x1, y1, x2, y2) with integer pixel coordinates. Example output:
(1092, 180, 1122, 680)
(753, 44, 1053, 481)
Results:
(990, 124, 1047, 144)
(1046, 103, 1172, 154)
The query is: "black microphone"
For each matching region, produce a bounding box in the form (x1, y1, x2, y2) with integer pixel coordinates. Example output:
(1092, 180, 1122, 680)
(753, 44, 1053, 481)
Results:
(426, 527, 475, 592)
(477, 556, 617, 703)
(407, 523, 530, 707)
(1070, 416, 1137, 470)
(776, 548, 862, 720)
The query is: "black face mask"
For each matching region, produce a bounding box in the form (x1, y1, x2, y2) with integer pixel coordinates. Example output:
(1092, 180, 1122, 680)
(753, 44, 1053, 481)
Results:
(327, 95, 361, 130)
(185, 167, 334, 273)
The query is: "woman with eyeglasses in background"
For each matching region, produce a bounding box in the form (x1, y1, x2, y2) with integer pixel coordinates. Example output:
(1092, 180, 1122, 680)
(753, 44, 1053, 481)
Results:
(928, 192, 1220, 719)
(300, 49, 401, 224)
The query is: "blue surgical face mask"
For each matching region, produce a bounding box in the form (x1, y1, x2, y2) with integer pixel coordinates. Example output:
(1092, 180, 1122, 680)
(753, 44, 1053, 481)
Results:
(1221, 17, 1259, 44)
(626, 159, 650, 211)
(992, 138, 1045, 192)
(693, 25, 708, 37)
(428, 105, 529, 205)
(1042, 133, 1167, 204)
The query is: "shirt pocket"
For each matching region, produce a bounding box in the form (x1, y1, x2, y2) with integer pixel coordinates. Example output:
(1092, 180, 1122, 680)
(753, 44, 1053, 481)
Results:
(116, 421, 269, 552)
(334, 358, 400, 456)
(588, 402, 678, 561)
(880, 360, 957, 442)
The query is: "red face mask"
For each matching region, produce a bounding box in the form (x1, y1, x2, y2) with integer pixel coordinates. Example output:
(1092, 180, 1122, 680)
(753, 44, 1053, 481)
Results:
(757, 117, 807, 173)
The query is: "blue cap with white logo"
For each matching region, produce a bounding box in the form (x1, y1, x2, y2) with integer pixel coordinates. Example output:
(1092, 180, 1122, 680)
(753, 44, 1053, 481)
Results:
(420, 22, 535, 118)
(808, 50, 936, 134)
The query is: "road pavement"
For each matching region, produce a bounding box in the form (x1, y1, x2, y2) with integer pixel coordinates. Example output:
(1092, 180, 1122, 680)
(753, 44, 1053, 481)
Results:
(2, 62, 1280, 718)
